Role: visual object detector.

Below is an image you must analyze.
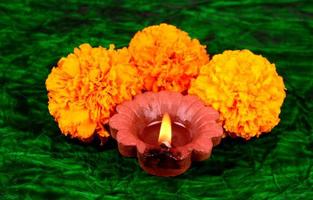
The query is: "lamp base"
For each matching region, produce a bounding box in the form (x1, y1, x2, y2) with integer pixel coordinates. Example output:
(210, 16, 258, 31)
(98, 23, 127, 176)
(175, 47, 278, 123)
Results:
(137, 149, 191, 177)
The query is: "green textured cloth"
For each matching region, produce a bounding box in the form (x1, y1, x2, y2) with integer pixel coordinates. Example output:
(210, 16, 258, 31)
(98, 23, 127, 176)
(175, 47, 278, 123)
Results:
(1, 0, 312, 199)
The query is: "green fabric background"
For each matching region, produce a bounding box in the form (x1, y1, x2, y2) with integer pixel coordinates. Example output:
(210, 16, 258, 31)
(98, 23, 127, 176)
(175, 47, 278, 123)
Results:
(0, 0, 312, 199)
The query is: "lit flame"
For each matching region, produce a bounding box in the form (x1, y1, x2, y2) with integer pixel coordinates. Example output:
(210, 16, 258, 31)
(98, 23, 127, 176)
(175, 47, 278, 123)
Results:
(158, 113, 172, 147)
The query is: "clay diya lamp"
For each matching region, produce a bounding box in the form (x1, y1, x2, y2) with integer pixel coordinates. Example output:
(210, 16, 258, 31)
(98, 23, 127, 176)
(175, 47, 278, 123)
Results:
(109, 91, 223, 177)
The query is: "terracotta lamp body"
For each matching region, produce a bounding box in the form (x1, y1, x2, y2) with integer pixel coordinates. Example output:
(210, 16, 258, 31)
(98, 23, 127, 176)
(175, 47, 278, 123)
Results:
(109, 91, 223, 177)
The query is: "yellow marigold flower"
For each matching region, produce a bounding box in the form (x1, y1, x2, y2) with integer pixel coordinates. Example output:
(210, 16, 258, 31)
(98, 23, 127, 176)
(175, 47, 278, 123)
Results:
(46, 43, 143, 142)
(129, 23, 209, 93)
(189, 50, 286, 140)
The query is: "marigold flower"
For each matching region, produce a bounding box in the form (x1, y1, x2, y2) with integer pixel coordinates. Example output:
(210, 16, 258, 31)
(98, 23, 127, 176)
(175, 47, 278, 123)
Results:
(46, 43, 143, 142)
(189, 50, 286, 140)
(129, 23, 209, 93)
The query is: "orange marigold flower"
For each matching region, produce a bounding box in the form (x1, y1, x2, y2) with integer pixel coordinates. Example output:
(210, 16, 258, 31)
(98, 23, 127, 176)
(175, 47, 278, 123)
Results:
(189, 50, 286, 140)
(129, 23, 209, 93)
(46, 43, 143, 142)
